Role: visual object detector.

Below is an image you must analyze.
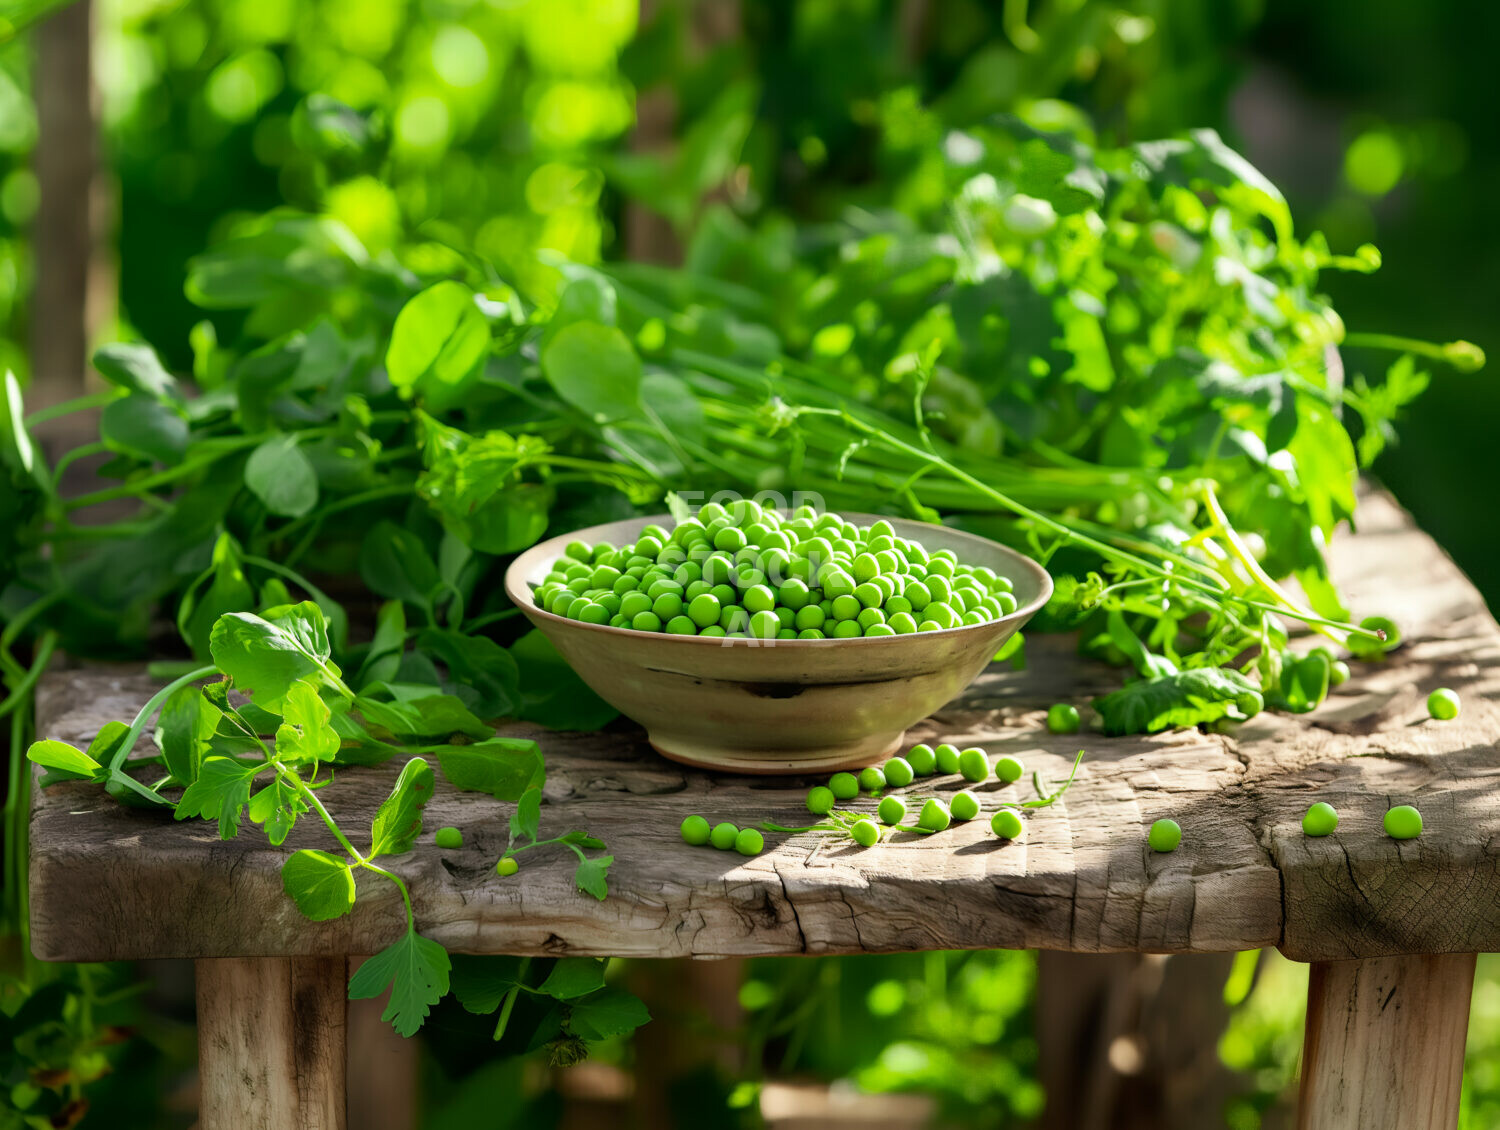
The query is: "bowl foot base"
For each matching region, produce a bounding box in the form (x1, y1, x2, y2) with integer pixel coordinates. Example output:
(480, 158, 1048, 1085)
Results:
(647, 730, 907, 775)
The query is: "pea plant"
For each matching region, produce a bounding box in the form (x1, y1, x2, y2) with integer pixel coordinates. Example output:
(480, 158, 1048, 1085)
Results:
(25, 599, 619, 1039)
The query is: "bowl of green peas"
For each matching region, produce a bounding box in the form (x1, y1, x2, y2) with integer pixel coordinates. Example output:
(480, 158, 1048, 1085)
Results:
(504, 500, 1051, 774)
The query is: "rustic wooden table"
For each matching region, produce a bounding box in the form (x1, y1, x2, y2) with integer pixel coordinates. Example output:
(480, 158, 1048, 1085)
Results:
(27, 491, 1500, 1130)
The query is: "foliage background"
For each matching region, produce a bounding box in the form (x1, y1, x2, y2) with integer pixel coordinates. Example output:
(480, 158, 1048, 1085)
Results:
(0, 0, 1494, 1126)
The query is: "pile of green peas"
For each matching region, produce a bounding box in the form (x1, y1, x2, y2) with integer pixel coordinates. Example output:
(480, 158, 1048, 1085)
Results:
(532, 500, 1020, 639)
(801, 741, 1031, 847)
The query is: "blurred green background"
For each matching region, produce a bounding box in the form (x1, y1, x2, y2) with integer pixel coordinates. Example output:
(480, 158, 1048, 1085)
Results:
(0, 0, 1493, 1127)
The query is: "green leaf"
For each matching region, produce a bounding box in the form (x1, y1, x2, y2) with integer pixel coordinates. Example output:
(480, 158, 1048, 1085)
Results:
(567, 988, 651, 1042)
(449, 955, 528, 1014)
(573, 856, 612, 901)
(156, 684, 222, 785)
(355, 686, 491, 741)
(540, 322, 642, 422)
(100, 392, 189, 465)
(245, 434, 320, 518)
(1285, 402, 1357, 537)
(544, 275, 617, 344)
(538, 958, 607, 1000)
(356, 601, 407, 689)
(510, 785, 541, 845)
(369, 757, 436, 858)
(435, 737, 544, 801)
(179, 533, 257, 660)
(415, 629, 520, 719)
(248, 774, 308, 845)
(1093, 668, 1263, 736)
(1105, 610, 1179, 679)
(1270, 652, 1331, 715)
(359, 521, 441, 616)
(275, 679, 341, 765)
(175, 756, 266, 838)
(348, 928, 451, 1038)
(92, 342, 178, 398)
(511, 630, 618, 731)
(281, 849, 357, 921)
(386, 281, 490, 413)
(210, 602, 340, 710)
(26, 739, 103, 780)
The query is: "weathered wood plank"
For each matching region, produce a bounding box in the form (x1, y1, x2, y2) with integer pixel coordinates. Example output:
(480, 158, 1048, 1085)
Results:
(27, 491, 1500, 963)
(195, 956, 347, 1130)
(1297, 952, 1475, 1129)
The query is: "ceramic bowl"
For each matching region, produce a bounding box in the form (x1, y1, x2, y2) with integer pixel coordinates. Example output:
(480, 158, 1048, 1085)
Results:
(504, 514, 1052, 774)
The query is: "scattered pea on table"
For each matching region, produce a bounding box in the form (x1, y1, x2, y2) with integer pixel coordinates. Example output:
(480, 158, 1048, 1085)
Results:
(1147, 818, 1182, 853)
(883, 756, 915, 787)
(734, 828, 764, 856)
(991, 808, 1024, 840)
(434, 826, 463, 849)
(958, 747, 990, 783)
(496, 857, 519, 876)
(680, 814, 712, 845)
(1427, 688, 1461, 721)
(858, 766, 887, 792)
(806, 786, 836, 815)
(1384, 805, 1423, 840)
(851, 819, 880, 848)
(1046, 703, 1081, 734)
(950, 790, 981, 822)
(918, 798, 952, 832)
(829, 772, 860, 800)
(710, 822, 740, 850)
(934, 744, 962, 775)
(878, 796, 907, 826)
(1302, 802, 1339, 837)
(906, 744, 937, 776)
(995, 756, 1024, 784)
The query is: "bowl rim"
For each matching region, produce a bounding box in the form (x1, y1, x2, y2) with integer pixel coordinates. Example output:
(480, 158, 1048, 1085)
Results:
(505, 511, 1054, 649)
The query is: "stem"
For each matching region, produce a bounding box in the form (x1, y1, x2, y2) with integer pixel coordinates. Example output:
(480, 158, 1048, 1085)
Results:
(61, 436, 264, 511)
(103, 666, 219, 779)
(493, 957, 532, 1041)
(0, 632, 57, 720)
(25, 390, 120, 427)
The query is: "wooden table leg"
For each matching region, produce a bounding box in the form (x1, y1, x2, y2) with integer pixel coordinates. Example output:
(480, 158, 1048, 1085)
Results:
(196, 956, 348, 1130)
(1298, 952, 1475, 1130)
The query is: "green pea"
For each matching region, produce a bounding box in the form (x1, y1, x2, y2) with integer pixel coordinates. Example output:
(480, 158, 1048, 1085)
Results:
(885, 594, 913, 616)
(906, 744, 937, 775)
(864, 624, 896, 636)
(779, 579, 811, 609)
(794, 604, 826, 631)
(888, 611, 919, 634)
(1046, 704, 1081, 734)
(1329, 660, 1350, 686)
(883, 757, 914, 787)
(631, 610, 663, 632)
(579, 602, 610, 625)
(934, 743, 961, 774)
(904, 580, 932, 610)
(856, 607, 886, 630)
(851, 819, 880, 848)
(829, 772, 860, 801)
(878, 796, 907, 826)
(749, 610, 780, 639)
(918, 798, 952, 832)
(564, 540, 591, 561)
(991, 808, 1024, 840)
(734, 828, 764, 856)
(858, 766, 886, 792)
(807, 786, 836, 815)
(995, 756, 1024, 783)
(434, 826, 463, 849)
(926, 575, 953, 604)
(681, 815, 711, 845)
(652, 592, 684, 620)
(714, 526, 747, 552)
(831, 594, 861, 621)
(719, 606, 749, 633)
(666, 615, 697, 635)
(700, 625, 727, 638)
(949, 790, 981, 822)
(1302, 802, 1338, 837)
(710, 822, 740, 850)
(798, 628, 826, 639)
(958, 747, 989, 783)
(688, 592, 722, 628)
(1427, 688, 1460, 720)
(853, 553, 880, 582)
(1384, 805, 1422, 840)
(823, 570, 857, 599)
(854, 582, 883, 609)
(496, 856, 519, 876)
(774, 606, 796, 629)
(832, 620, 862, 638)
(743, 584, 776, 614)
(1148, 818, 1182, 853)
(997, 592, 1018, 614)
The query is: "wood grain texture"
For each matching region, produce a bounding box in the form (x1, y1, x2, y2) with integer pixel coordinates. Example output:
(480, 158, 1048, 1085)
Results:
(28, 490, 1500, 963)
(195, 956, 347, 1130)
(1297, 953, 1475, 1129)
